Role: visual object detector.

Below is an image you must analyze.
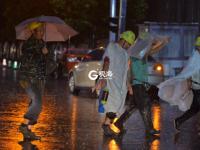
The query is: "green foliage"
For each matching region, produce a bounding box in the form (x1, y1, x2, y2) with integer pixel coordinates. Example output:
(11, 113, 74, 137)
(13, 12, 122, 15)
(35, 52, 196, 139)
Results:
(127, 0, 148, 22)
(0, 0, 148, 41)
(2, 0, 54, 40)
(49, 0, 104, 32)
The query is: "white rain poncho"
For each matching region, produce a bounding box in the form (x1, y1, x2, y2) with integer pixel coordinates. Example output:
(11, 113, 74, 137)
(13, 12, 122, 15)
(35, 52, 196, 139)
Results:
(158, 50, 200, 111)
(103, 42, 129, 116)
(128, 33, 153, 59)
(128, 33, 169, 59)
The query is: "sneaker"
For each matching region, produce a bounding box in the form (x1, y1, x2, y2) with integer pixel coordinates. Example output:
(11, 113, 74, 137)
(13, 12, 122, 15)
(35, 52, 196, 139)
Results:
(173, 132, 180, 144)
(149, 129, 160, 135)
(146, 129, 160, 137)
(18, 141, 38, 149)
(102, 124, 111, 136)
(146, 134, 160, 142)
(19, 123, 41, 141)
(27, 131, 41, 141)
(105, 124, 126, 138)
(117, 128, 126, 137)
(174, 119, 181, 132)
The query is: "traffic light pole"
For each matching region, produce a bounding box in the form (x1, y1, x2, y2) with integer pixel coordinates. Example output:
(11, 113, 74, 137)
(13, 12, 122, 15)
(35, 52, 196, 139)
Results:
(118, 0, 127, 39)
(109, 0, 117, 42)
(109, 0, 127, 42)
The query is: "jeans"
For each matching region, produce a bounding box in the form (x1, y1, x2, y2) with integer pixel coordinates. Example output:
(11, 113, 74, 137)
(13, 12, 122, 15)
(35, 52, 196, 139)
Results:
(132, 84, 154, 132)
(21, 79, 45, 125)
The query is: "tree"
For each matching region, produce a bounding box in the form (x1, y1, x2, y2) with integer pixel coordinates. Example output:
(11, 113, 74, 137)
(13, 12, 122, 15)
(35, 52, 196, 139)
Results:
(2, 0, 54, 40)
(0, 0, 148, 42)
(49, 0, 109, 43)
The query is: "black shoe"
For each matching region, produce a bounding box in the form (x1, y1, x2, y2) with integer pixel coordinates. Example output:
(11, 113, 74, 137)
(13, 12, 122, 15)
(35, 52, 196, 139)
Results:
(102, 124, 118, 137)
(103, 124, 126, 138)
(174, 119, 181, 132)
(146, 134, 160, 143)
(115, 124, 126, 136)
(173, 132, 180, 144)
(149, 129, 160, 135)
(18, 141, 38, 149)
(102, 124, 111, 136)
(19, 123, 41, 141)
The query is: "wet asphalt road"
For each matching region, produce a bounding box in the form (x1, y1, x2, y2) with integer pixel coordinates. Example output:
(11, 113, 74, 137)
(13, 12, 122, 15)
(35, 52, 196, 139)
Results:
(0, 67, 200, 150)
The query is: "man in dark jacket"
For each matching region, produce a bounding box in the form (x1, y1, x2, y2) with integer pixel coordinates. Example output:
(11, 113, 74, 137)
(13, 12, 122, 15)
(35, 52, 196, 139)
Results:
(19, 22, 48, 140)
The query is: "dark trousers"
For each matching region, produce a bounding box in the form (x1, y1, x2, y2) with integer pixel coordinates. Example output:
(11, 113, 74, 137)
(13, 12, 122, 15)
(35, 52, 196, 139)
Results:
(131, 85, 154, 132)
(176, 89, 200, 125)
(22, 79, 45, 125)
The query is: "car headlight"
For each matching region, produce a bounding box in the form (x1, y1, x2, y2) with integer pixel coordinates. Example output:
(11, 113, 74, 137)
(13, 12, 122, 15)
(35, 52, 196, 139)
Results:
(153, 63, 163, 73)
(8, 60, 12, 67)
(74, 65, 78, 69)
(13, 61, 18, 69)
(99, 46, 104, 50)
(2, 58, 7, 66)
(67, 57, 77, 62)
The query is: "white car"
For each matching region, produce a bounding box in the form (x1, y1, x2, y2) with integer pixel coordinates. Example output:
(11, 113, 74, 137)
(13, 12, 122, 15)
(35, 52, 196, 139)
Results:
(68, 49, 166, 98)
(68, 49, 104, 95)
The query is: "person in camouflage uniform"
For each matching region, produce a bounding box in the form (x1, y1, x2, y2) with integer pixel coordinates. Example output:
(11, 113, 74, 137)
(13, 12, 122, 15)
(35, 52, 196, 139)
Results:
(19, 22, 49, 140)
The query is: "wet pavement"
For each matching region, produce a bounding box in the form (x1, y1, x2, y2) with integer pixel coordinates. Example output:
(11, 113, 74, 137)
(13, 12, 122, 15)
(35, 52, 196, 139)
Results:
(0, 67, 200, 150)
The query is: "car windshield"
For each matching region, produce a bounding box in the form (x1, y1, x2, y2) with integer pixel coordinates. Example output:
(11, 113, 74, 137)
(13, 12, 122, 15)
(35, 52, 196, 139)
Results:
(88, 50, 104, 60)
(147, 55, 156, 62)
(82, 50, 104, 62)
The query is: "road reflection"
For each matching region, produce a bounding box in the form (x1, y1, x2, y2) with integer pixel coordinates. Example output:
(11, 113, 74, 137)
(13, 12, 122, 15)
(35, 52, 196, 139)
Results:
(18, 141, 38, 150)
(0, 93, 68, 150)
(151, 104, 161, 150)
(1, 69, 197, 150)
(108, 139, 121, 150)
(0, 91, 162, 150)
(70, 95, 78, 150)
(2, 67, 6, 78)
(0, 96, 26, 150)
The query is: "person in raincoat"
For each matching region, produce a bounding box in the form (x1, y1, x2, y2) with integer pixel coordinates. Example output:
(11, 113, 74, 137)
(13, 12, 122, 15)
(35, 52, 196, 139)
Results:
(109, 32, 169, 138)
(18, 22, 48, 140)
(95, 31, 135, 134)
(128, 37, 161, 137)
(173, 36, 200, 131)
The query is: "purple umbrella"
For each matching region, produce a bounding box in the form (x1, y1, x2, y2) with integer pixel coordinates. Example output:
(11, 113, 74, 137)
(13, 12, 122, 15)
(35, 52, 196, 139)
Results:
(15, 16, 78, 42)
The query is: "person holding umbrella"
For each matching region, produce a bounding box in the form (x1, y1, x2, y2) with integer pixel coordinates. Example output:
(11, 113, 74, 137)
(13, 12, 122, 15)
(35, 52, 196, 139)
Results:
(19, 22, 48, 140)
(16, 16, 78, 141)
